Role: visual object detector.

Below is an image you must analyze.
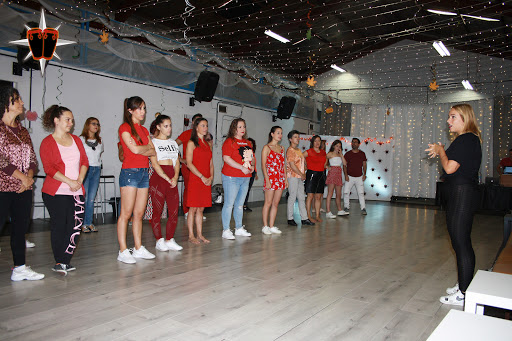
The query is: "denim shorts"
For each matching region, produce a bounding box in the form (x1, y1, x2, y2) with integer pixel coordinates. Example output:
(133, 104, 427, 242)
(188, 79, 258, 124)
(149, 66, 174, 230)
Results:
(119, 168, 149, 188)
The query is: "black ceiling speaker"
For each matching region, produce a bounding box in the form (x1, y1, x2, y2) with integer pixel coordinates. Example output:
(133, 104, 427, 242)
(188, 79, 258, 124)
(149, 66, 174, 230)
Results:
(16, 21, 41, 72)
(276, 96, 296, 119)
(194, 71, 219, 102)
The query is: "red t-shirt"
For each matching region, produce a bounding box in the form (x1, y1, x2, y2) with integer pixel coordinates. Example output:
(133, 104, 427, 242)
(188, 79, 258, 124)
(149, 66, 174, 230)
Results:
(222, 137, 253, 177)
(344, 150, 367, 177)
(500, 157, 512, 168)
(305, 148, 326, 172)
(177, 129, 192, 158)
(119, 123, 150, 169)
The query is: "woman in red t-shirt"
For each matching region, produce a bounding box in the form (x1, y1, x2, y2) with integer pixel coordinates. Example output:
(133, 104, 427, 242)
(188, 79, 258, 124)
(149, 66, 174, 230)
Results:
(221, 118, 254, 240)
(185, 118, 213, 244)
(303, 135, 327, 223)
(117, 96, 156, 264)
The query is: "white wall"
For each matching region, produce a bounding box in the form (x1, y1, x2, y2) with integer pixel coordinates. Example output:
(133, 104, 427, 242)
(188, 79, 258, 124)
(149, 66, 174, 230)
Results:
(0, 53, 318, 218)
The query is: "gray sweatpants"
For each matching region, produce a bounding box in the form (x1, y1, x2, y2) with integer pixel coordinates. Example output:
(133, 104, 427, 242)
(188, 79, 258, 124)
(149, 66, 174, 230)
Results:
(287, 177, 308, 220)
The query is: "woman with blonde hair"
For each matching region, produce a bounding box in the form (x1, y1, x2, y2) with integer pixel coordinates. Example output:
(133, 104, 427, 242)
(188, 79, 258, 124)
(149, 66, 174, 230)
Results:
(80, 117, 103, 233)
(426, 103, 482, 306)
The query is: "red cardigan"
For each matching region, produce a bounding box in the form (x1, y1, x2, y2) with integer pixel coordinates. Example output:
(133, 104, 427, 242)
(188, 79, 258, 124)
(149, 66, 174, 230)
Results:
(40, 134, 89, 196)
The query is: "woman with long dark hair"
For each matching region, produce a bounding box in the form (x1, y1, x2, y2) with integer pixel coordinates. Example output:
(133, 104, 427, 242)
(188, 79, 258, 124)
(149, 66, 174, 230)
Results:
(325, 140, 347, 219)
(40, 105, 89, 275)
(0, 86, 44, 281)
(79, 117, 103, 232)
(426, 104, 482, 306)
(148, 114, 182, 252)
(303, 135, 327, 223)
(261, 126, 286, 234)
(243, 137, 258, 212)
(221, 118, 253, 240)
(185, 118, 213, 244)
(117, 96, 156, 264)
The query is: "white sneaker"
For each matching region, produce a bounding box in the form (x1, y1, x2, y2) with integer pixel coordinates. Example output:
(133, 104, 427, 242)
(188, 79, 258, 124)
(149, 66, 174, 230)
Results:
(222, 229, 235, 240)
(320, 208, 326, 213)
(203, 216, 206, 221)
(117, 249, 136, 264)
(11, 265, 44, 281)
(155, 238, 169, 252)
(326, 212, 336, 219)
(439, 290, 464, 306)
(262, 226, 272, 235)
(269, 226, 282, 234)
(337, 210, 349, 216)
(446, 283, 459, 295)
(235, 226, 251, 237)
(26, 240, 35, 248)
(165, 238, 183, 251)
(132, 246, 156, 259)
(184, 212, 188, 219)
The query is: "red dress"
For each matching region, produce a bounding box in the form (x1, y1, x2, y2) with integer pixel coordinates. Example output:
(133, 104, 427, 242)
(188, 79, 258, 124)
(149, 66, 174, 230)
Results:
(264, 147, 285, 190)
(185, 138, 212, 207)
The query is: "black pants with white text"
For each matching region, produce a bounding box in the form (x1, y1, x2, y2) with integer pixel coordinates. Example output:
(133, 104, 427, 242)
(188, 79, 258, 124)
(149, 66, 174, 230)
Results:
(43, 193, 84, 265)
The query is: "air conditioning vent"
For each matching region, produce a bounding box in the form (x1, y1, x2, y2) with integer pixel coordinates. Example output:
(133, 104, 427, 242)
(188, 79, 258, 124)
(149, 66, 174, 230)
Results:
(219, 104, 227, 113)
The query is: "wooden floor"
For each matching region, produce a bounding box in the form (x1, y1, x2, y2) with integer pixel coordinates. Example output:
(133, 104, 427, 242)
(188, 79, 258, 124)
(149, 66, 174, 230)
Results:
(0, 202, 504, 341)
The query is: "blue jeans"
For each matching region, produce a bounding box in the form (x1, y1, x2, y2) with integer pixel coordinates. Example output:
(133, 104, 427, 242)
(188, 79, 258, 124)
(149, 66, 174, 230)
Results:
(221, 174, 250, 230)
(83, 166, 101, 226)
(119, 168, 149, 188)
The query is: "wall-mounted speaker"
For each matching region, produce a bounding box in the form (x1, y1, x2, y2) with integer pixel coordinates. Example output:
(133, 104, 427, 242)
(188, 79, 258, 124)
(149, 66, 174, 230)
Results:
(276, 96, 296, 119)
(194, 71, 219, 102)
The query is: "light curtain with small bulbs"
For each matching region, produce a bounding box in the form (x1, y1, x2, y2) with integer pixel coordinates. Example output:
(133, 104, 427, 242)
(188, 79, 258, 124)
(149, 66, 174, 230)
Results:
(351, 100, 493, 198)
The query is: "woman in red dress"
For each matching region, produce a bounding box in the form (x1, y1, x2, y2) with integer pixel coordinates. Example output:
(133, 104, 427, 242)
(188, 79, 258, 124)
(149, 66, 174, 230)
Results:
(261, 126, 287, 235)
(185, 118, 213, 244)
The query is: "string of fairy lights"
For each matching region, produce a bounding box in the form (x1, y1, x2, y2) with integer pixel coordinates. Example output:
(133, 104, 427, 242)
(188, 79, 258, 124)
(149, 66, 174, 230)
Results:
(37, 0, 512, 79)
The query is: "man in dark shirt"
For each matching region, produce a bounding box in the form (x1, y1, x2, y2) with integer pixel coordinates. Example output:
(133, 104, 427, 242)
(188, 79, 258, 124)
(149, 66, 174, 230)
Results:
(341, 138, 367, 215)
(497, 148, 512, 175)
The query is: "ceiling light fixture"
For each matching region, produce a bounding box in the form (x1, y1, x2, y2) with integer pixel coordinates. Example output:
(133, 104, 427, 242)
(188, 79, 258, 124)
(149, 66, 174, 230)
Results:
(433, 41, 450, 57)
(331, 64, 346, 73)
(264, 30, 289, 43)
(461, 14, 500, 22)
(293, 38, 307, 45)
(428, 9, 499, 22)
(218, 0, 234, 8)
(427, 9, 457, 16)
(462, 80, 474, 90)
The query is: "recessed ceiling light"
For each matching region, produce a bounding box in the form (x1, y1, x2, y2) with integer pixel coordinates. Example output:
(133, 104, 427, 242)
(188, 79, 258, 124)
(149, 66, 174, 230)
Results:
(427, 9, 457, 16)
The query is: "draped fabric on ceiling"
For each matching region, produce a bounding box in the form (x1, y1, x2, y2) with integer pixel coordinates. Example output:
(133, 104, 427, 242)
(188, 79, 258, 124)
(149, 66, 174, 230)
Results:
(351, 100, 493, 198)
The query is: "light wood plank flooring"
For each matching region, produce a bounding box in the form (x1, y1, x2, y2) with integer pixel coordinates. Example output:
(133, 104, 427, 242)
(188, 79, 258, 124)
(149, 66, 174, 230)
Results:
(0, 202, 504, 340)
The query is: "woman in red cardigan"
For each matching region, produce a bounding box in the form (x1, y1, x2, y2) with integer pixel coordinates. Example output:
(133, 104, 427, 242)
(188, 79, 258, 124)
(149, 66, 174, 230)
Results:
(40, 105, 88, 275)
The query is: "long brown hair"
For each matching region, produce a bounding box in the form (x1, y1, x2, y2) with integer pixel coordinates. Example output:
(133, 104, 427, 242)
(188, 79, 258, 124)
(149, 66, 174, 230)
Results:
(123, 96, 145, 143)
(226, 118, 247, 140)
(80, 117, 102, 144)
(190, 118, 208, 147)
(267, 126, 282, 143)
(451, 104, 482, 141)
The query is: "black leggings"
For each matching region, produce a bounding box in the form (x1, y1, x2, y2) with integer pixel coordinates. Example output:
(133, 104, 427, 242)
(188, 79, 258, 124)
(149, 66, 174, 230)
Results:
(0, 191, 32, 266)
(444, 183, 478, 292)
(43, 193, 84, 264)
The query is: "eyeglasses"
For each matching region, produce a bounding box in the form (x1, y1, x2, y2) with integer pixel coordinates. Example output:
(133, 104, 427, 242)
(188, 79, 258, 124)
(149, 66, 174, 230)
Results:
(90, 122, 100, 127)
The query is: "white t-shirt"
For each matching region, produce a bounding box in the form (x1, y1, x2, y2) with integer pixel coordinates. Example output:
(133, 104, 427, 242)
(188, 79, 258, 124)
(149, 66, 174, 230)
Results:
(80, 136, 103, 167)
(152, 138, 179, 165)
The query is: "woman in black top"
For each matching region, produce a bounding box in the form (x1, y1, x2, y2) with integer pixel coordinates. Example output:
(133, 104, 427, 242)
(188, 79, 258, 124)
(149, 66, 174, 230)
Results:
(426, 104, 482, 306)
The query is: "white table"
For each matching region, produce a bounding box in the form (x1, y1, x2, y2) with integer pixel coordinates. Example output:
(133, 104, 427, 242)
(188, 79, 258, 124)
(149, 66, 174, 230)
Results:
(465, 270, 512, 315)
(427, 309, 512, 340)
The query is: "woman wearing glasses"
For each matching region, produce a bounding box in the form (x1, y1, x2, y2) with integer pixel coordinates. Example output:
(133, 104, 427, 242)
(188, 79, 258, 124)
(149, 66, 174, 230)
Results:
(80, 118, 104, 233)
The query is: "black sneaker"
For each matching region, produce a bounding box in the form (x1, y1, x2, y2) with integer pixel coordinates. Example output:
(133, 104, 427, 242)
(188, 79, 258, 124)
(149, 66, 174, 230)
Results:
(52, 264, 67, 275)
(302, 219, 315, 226)
(64, 264, 76, 271)
(288, 219, 297, 226)
(243, 206, 252, 212)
